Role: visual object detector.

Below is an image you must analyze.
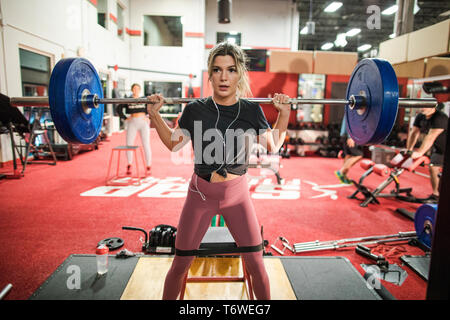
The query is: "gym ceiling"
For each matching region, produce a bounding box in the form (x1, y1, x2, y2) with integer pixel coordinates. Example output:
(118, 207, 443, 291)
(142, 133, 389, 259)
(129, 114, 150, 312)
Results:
(295, 0, 450, 54)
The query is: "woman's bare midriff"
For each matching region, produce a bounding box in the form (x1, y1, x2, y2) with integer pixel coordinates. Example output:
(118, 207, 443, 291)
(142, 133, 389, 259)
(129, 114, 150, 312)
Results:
(129, 112, 146, 118)
(209, 171, 241, 183)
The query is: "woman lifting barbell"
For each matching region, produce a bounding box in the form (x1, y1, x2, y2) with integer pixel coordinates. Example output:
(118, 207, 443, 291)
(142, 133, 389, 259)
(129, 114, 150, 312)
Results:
(147, 41, 291, 300)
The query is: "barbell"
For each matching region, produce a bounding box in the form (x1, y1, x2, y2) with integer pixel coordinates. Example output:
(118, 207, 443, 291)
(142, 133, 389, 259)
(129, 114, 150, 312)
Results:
(5, 57, 437, 145)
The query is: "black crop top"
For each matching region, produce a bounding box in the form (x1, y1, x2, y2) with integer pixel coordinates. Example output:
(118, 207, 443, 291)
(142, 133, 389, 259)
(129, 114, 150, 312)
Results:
(116, 97, 148, 120)
(413, 110, 448, 154)
(177, 97, 270, 177)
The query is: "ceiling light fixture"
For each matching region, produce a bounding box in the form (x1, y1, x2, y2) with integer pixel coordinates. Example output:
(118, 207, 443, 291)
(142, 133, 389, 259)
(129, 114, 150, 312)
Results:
(382, 5, 398, 15)
(306, 21, 315, 35)
(346, 28, 361, 37)
(306, 0, 315, 35)
(358, 44, 372, 52)
(218, 0, 231, 24)
(324, 2, 343, 13)
(334, 33, 347, 48)
(381, 2, 420, 16)
(414, 0, 420, 14)
(321, 42, 334, 50)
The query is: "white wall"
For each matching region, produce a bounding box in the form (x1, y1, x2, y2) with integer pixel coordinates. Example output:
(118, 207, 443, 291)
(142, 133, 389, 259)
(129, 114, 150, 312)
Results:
(143, 16, 176, 47)
(205, 0, 299, 50)
(0, 0, 299, 163)
(0, 24, 8, 95)
(0, 0, 131, 163)
(128, 0, 205, 89)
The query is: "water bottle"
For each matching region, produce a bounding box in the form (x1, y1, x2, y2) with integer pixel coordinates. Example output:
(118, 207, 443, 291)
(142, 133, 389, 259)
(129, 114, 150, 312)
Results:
(96, 244, 109, 275)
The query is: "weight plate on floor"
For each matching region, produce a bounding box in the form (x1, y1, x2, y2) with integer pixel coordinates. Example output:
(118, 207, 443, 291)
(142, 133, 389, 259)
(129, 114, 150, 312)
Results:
(49, 58, 104, 144)
(414, 203, 437, 249)
(98, 237, 124, 251)
(345, 58, 399, 145)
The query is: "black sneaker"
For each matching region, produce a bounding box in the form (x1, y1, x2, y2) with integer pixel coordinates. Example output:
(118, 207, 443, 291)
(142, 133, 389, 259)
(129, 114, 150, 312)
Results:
(422, 194, 439, 203)
(429, 194, 439, 201)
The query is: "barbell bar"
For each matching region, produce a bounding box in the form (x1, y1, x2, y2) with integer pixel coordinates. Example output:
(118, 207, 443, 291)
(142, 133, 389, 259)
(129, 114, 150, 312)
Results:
(293, 204, 436, 253)
(9, 96, 437, 108)
(293, 231, 417, 252)
(3, 57, 438, 145)
(294, 236, 417, 253)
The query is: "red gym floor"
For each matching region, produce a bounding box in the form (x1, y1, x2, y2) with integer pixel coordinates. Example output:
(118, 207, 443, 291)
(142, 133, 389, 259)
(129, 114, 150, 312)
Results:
(0, 129, 432, 300)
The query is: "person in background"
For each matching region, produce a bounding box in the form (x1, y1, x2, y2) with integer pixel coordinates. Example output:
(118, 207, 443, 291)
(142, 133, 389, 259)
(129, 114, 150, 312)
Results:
(116, 83, 152, 175)
(335, 114, 363, 184)
(406, 103, 448, 201)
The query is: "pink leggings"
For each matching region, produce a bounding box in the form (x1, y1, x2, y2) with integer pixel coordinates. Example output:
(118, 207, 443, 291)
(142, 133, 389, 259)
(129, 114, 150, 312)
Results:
(162, 173, 270, 300)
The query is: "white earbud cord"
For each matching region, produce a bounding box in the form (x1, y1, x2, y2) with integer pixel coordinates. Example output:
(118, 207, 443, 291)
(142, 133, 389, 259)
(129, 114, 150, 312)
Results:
(188, 97, 241, 201)
(213, 97, 241, 174)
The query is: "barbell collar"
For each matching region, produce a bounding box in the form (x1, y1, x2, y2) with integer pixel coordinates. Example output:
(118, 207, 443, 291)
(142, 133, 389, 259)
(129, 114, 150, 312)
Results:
(348, 95, 368, 116)
(80, 89, 99, 114)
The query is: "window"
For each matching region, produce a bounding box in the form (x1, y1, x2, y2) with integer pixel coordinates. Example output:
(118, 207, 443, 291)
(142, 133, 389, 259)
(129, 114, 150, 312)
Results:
(19, 48, 52, 144)
(144, 81, 182, 115)
(117, 78, 126, 97)
(328, 82, 347, 124)
(98, 72, 109, 102)
(19, 49, 51, 95)
(116, 78, 126, 130)
(243, 49, 267, 72)
(143, 16, 183, 47)
(117, 3, 124, 40)
(217, 32, 241, 46)
(298, 74, 325, 123)
(143, 31, 149, 45)
(97, 0, 108, 29)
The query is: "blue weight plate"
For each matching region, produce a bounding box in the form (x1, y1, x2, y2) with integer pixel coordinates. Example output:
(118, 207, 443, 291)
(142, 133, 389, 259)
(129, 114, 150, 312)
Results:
(345, 59, 399, 145)
(414, 203, 437, 249)
(49, 58, 104, 144)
